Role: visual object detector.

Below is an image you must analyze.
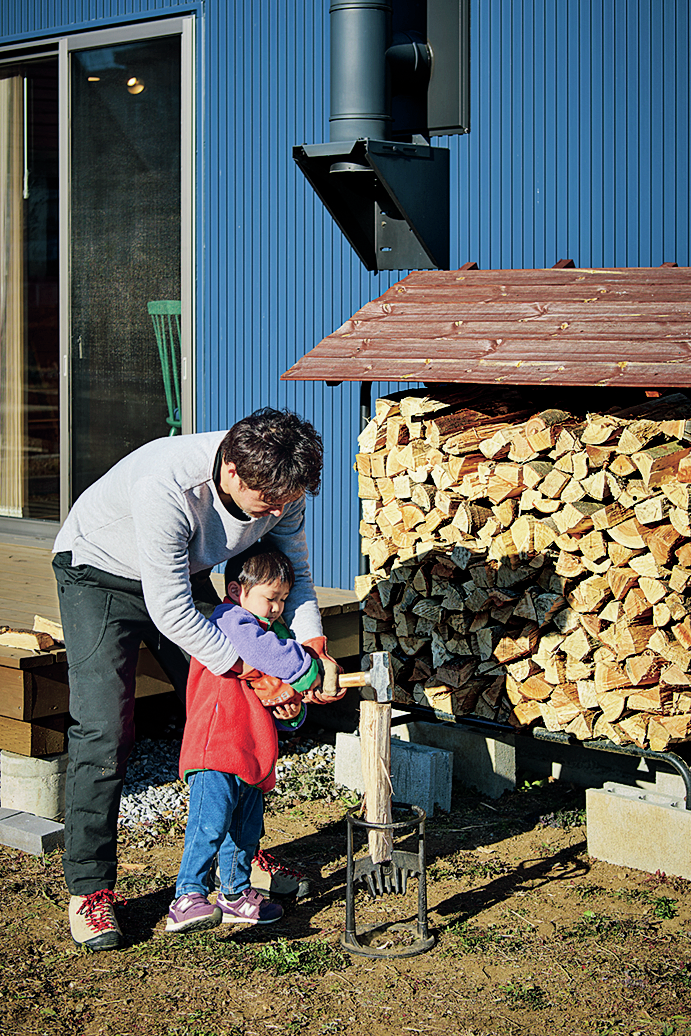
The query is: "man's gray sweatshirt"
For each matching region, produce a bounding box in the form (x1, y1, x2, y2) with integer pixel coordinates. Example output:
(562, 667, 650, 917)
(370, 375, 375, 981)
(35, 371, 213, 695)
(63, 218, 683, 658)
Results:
(53, 431, 323, 676)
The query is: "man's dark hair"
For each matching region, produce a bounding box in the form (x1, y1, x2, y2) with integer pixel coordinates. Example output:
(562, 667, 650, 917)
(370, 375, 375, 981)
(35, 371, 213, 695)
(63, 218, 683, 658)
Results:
(221, 407, 323, 502)
(224, 544, 295, 594)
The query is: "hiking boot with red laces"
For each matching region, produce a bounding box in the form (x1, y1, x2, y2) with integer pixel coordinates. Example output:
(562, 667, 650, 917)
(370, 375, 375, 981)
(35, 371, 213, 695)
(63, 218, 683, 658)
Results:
(250, 849, 309, 900)
(69, 890, 125, 950)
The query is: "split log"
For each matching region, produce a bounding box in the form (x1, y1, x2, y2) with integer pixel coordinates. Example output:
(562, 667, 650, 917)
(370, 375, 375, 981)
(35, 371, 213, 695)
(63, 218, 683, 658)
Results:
(359, 700, 393, 863)
(0, 628, 55, 652)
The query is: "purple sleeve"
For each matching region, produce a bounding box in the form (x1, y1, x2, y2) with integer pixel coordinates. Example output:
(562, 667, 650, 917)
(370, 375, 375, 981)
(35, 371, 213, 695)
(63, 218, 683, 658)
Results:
(211, 603, 313, 683)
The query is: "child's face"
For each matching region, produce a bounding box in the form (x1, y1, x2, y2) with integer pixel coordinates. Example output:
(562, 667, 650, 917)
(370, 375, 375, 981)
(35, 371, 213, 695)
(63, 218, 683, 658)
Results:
(238, 579, 291, 621)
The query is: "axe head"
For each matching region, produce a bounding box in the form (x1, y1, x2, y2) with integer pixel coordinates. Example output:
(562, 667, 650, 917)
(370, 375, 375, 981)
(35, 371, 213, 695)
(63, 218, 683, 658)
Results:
(368, 651, 393, 703)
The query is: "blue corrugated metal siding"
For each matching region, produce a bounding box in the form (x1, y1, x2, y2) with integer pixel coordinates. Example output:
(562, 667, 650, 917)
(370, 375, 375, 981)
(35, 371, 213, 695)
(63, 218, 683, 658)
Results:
(2, 0, 690, 589)
(446, 0, 690, 271)
(0, 1, 181, 39)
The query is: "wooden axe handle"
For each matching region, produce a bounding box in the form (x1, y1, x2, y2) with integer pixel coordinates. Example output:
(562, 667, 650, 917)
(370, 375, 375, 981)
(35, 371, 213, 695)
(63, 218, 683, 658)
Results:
(337, 671, 370, 689)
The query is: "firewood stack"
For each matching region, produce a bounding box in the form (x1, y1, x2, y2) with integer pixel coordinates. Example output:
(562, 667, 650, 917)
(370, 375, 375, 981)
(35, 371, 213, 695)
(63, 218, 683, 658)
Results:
(354, 386, 691, 752)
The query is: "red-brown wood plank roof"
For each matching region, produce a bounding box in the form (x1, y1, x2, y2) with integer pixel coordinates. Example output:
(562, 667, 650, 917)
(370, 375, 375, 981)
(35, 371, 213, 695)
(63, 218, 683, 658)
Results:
(281, 265, 691, 388)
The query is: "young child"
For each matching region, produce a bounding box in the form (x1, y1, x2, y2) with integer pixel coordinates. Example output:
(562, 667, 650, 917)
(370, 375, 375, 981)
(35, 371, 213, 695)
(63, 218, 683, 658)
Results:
(166, 546, 322, 934)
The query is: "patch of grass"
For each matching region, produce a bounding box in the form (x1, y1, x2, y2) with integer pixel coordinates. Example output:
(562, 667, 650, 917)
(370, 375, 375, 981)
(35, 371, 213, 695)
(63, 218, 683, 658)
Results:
(614, 886, 650, 903)
(125, 929, 245, 970)
(166, 1010, 242, 1036)
(566, 910, 643, 941)
(442, 920, 499, 954)
(574, 883, 604, 899)
(286, 1013, 309, 1031)
(594, 1021, 628, 1036)
(429, 851, 509, 883)
(241, 937, 349, 976)
(441, 919, 521, 956)
(670, 964, 691, 990)
(499, 980, 548, 1009)
(651, 895, 679, 920)
(339, 789, 360, 808)
(472, 857, 510, 878)
(539, 807, 586, 829)
(613, 888, 679, 918)
(518, 776, 550, 793)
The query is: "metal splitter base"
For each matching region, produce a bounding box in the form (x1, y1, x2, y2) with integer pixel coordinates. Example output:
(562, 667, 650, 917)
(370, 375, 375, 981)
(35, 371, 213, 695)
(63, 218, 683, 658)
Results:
(340, 805, 436, 958)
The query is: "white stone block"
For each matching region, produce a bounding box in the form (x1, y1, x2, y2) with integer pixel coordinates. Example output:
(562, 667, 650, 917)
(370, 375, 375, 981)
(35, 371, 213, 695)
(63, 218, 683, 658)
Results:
(396, 721, 516, 800)
(334, 731, 452, 816)
(587, 783, 691, 880)
(0, 808, 64, 855)
(0, 750, 67, 821)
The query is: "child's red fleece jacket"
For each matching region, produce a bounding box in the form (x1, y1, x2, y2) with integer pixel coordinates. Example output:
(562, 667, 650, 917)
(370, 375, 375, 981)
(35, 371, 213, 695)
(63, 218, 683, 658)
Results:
(178, 604, 317, 792)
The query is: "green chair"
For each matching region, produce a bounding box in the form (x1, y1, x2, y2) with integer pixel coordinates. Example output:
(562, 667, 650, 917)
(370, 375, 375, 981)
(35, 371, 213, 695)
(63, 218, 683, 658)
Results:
(148, 300, 182, 435)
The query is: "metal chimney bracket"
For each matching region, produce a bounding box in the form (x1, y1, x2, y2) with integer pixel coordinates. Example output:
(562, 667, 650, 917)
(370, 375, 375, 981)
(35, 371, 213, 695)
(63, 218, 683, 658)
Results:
(293, 138, 449, 272)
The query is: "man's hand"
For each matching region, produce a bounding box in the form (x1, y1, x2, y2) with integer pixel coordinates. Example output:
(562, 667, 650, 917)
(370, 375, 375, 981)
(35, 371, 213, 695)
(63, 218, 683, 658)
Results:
(301, 637, 346, 702)
(302, 686, 346, 704)
(301, 674, 333, 705)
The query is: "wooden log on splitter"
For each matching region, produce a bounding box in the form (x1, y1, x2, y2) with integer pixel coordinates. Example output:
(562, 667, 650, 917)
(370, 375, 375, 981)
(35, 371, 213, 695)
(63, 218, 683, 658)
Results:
(339, 652, 394, 862)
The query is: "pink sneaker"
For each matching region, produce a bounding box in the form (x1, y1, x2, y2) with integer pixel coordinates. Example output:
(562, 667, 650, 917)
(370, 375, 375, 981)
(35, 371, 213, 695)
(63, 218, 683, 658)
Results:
(166, 893, 222, 933)
(217, 889, 283, 925)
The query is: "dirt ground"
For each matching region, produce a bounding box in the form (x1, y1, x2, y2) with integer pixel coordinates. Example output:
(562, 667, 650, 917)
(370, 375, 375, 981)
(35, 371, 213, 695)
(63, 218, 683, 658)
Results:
(1, 751, 691, 1036)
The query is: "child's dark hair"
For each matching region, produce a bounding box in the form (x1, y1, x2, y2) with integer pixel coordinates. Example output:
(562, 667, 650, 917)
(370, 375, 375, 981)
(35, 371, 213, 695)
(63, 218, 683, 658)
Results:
(224, 544, 295, 594)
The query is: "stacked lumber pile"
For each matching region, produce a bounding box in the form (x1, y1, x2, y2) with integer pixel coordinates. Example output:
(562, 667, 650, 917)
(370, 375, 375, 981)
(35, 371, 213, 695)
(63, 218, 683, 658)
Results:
(354, 387, 691, 751)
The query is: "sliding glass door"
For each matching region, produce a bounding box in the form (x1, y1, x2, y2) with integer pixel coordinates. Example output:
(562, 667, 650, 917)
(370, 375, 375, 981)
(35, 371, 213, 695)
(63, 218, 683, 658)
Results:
(0, 18, 193, 534)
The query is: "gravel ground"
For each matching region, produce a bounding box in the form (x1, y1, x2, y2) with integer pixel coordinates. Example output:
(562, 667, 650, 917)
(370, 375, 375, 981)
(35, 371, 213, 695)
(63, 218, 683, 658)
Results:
(118, 736, 343, 843)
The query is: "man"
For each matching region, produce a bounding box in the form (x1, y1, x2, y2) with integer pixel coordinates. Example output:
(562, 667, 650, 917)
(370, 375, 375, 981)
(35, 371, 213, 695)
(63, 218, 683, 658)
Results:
(53, 407, 341, 950)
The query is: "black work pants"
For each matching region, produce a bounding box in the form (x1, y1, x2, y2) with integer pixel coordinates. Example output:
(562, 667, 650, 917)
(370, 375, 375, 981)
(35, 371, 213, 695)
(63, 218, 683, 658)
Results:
(53, 552, 220, 895)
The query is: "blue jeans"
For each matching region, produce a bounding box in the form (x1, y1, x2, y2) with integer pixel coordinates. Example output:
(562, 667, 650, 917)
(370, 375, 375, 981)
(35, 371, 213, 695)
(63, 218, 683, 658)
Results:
(176, 770, 264, 898)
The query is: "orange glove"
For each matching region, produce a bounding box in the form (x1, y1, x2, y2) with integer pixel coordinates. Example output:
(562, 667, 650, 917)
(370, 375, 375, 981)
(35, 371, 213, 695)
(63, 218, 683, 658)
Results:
(245, 673, 301, 709)
(229, 659, 300, 708)
(301, 636, 346, 701)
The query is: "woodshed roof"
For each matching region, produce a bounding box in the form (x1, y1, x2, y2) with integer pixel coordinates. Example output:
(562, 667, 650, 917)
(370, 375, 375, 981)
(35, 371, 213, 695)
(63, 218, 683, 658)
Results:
(281, 264, 691, 389)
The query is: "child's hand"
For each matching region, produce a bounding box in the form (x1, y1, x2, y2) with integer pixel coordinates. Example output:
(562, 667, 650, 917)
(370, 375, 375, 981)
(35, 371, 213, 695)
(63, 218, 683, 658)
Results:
(272, 699, 302, 720)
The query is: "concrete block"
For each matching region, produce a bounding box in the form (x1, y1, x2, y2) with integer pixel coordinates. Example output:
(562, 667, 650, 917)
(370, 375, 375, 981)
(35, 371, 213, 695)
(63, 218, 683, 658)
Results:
(0, 809, 64, 855)
(587, 783, 691, 879)
(389, 717, 691, 806)
(396, 720, 517, 800)
(334, 732, 452, 816)
(0, 750, 67, 820)
(515, 737, 689, 800)
(652, 770, 688, 800)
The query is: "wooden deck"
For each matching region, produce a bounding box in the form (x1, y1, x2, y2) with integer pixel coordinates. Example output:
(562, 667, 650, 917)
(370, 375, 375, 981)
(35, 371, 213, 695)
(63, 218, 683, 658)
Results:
(0, 542, 360, 657)
(0, 543, 62, 629)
